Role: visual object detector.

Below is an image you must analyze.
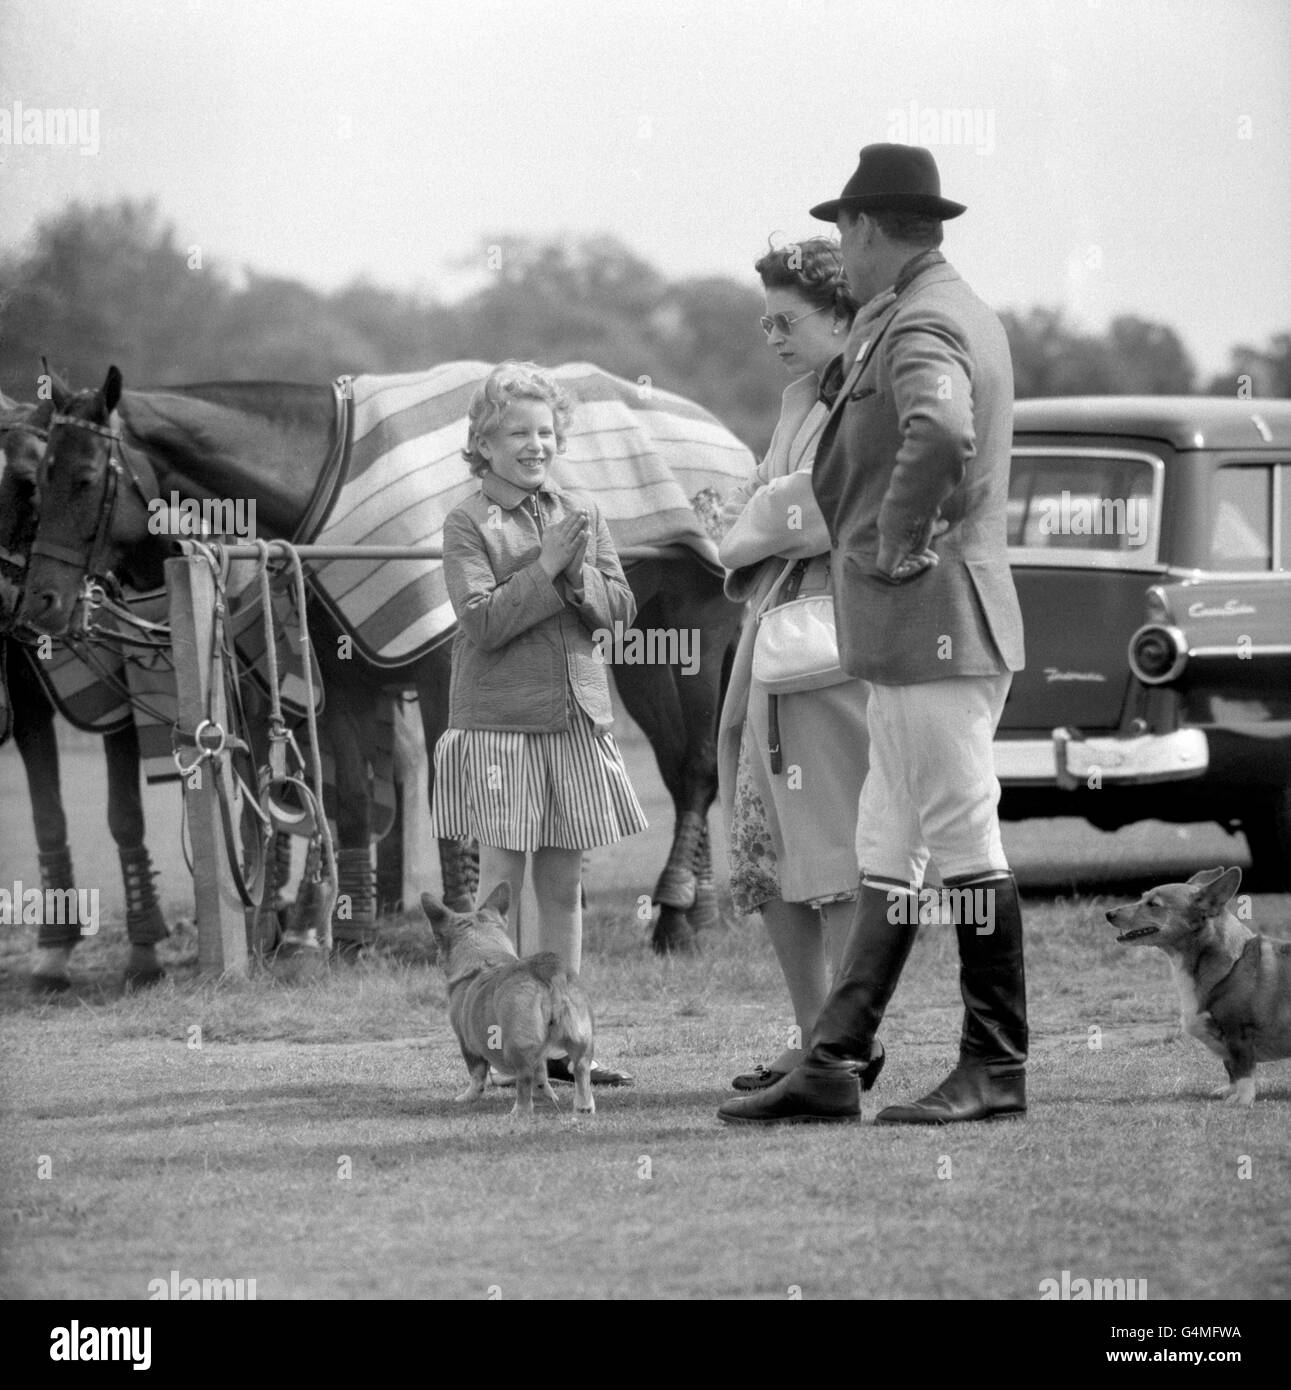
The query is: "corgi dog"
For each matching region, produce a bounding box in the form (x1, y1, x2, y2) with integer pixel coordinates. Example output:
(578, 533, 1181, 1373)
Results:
(1106, 866, 1291, 1106)
(421, 883, 595, 1117)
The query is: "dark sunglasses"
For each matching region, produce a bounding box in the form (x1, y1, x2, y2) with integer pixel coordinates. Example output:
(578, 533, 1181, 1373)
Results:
(759, 304, 830, 337)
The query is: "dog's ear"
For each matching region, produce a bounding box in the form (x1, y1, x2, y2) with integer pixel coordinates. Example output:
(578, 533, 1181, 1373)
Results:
(420, 891, 451, 930)
(481, 880, 511, 921)
(1191, 866, 1242, 916)
(1186, 867, 1227, 887)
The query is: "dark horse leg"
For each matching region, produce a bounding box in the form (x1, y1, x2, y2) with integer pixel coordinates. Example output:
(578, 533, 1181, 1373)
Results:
(12, 645, 169, 991)
(614, 557, 740, 953)
(314, 620, 382, 957)
(13, 645, 80, 993)
(416, 644, 477, 912)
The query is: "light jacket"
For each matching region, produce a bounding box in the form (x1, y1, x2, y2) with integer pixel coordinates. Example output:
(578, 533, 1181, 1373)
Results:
(812, 253, 1026, 684)
(715, 372, 841, 832)
(442, 469, 635, 734)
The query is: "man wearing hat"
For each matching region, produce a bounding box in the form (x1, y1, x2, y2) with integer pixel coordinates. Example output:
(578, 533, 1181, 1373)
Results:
(719, 144, 1028, 1126)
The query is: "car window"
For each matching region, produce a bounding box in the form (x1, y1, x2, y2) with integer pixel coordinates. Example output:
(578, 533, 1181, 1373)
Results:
(1008, 454, 1155, 552)
(1210, 466, 1271, 571)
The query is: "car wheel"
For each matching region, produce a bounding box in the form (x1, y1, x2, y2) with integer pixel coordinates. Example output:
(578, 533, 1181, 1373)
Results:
(1242, 787, 1291, 891)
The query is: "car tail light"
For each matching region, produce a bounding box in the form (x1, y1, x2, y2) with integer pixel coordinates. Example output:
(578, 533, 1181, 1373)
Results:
(1128, 624, 1188, 685)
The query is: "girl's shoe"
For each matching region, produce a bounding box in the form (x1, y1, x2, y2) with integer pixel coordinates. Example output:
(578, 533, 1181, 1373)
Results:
(731, 1062, 789, 1091)
(730, 1041, 885, 1092)
(546, 1056, 634, 1086)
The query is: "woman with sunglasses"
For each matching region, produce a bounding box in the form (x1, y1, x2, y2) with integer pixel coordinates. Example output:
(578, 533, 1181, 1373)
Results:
(716, 237, 884, 1093)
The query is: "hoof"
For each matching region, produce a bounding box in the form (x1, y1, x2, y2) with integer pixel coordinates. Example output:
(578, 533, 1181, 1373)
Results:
(650, 906, 697, 955)
(31, 946, 74, 994)
(124, 946, 164, 991)
(273, 930, 328, 981)
(685, 884, 722, 935)
(653, 869, 697, 911)
(30, 972, 71, 996)
(123, 968, 166, 992)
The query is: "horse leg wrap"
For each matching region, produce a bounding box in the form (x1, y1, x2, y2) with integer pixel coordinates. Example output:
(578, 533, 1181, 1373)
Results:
(120, 847, 169, 946)
(686, 823, 721, 934)
(653, 810, 705, 910)
(35, 847, 80, 949)
(32, 846, 79, 992)
(332, 846, 378, 951)
(119, 846, 167, 990)
(439, 836, 479, 913)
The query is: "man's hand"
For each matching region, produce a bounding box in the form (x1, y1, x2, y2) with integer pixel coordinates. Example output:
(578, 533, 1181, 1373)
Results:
(876, 543, 938, 583)
(876, 517, 949, 583)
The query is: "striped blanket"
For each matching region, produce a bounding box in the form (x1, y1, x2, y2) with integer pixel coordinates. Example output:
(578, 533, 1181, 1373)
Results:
(308, 362, 756, 667)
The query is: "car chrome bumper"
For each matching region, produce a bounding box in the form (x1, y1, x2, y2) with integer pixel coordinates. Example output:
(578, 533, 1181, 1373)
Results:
(994, 728, 1209, 788)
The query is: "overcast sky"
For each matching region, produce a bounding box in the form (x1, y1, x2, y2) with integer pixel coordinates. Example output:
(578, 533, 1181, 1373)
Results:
(2, 0, 1288, 375)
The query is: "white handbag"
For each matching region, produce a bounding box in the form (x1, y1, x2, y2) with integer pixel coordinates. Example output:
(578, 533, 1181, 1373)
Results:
(752, 558, 848, 695)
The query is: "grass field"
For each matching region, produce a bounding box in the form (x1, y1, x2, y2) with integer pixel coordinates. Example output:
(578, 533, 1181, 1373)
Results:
(2, 719, 1290, 1300)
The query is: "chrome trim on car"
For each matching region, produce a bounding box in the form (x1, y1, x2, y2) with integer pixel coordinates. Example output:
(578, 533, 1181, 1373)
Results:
(1188, 643, 1291, 658)
(1053, 727, 1209, 788)
(1128, 623, 1189, 685)
(993, 729, 1209, 785)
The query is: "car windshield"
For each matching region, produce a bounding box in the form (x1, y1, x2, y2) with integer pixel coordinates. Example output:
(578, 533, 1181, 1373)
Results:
(1008, 454, 1156, 553)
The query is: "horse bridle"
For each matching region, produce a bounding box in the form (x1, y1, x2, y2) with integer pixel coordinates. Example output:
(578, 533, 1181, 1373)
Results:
(31, 412, 157, 596)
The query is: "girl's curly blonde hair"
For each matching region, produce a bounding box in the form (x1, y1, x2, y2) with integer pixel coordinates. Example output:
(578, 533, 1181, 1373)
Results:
(462, 360, 574, 476)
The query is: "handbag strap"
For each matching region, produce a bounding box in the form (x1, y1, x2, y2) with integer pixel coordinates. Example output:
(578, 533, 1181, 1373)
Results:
(757, 557, 809, 619)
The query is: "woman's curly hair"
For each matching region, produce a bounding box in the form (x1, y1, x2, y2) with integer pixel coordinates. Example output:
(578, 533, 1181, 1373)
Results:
(753, 236, 859, 323)
(462, 360, 574, 476)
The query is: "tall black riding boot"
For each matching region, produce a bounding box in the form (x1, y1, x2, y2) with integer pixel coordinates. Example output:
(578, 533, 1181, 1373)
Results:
(877, 870, 1028, 1124)
(718, 878, 919, 1124)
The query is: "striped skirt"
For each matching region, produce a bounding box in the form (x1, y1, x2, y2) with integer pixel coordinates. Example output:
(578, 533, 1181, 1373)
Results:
(430, 706, 649, 851)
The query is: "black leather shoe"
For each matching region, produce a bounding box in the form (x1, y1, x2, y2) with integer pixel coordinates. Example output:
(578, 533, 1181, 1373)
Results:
(854, 1040, 885, 1092)
(718, 1065, 861, 1124)
(731, 1063, 788, 1092)
(546, 1056, 634, 1087)
(874, 1064, 1026, 1125)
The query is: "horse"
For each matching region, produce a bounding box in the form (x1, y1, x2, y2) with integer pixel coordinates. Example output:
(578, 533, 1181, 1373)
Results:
(1, 398, 170, 992)
(19, 364, 747, 953)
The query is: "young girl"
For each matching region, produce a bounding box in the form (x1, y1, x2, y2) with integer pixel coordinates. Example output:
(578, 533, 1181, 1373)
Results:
(430, 361, 647, 1087)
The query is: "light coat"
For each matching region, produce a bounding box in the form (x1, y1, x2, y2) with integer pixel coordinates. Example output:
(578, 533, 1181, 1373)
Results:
(442, 470, 635, 734)
(716, 373, 870, 903)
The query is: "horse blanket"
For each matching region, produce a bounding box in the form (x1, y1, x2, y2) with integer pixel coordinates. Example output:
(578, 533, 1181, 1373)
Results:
(307, 362, 756, 667)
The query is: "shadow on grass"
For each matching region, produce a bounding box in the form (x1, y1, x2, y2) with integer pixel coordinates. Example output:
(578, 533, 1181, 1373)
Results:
(24, 1080, 737, 1129)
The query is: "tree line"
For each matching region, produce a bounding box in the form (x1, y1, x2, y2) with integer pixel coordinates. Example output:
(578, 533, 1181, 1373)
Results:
(1, 199, 1287, 458)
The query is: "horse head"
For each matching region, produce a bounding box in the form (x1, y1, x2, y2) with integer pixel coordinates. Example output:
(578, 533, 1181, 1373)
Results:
(0, 396, 53, 632)
(19, 365, 159, 637)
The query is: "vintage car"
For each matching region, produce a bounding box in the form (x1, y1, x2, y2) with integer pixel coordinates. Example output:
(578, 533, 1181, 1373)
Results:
(996, 396, 1291, 889)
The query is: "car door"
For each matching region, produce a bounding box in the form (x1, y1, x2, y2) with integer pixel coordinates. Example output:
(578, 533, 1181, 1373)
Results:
(1002, 446, 1164, 734)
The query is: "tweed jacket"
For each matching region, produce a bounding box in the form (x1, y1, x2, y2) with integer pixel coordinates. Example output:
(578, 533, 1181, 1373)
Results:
(811, 255, 1025, 685)
(441, 470, 635, 734)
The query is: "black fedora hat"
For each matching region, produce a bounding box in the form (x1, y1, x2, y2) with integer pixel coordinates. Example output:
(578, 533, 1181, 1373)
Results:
(811, 143, 966, 222)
